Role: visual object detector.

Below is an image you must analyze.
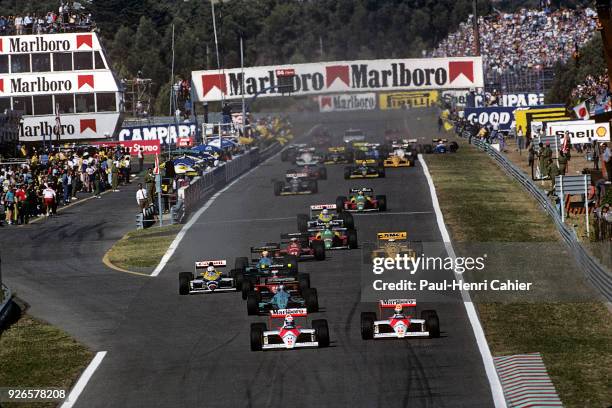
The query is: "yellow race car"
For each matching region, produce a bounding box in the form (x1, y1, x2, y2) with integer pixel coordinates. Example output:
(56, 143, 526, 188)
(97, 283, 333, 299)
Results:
(383, 153, 413, 167)
(365, 232, 421, 263)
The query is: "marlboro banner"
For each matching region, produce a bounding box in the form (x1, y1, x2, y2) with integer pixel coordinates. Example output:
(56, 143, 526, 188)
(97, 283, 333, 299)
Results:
(192, 57, 484, 102)
(379, 90, 439, 110)
(318, 93, 376, 112)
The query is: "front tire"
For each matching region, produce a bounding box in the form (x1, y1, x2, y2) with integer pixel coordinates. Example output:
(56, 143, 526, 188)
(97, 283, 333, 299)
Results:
(273, 181, 283, 196)
(235, 257, 249, 273)
(340, 211, 354, 230)
(297, 214, 309, 232)
(361, 312, 376, 340)
(247, 292, 260, 315)
(348, 229, 358, 249)
(312, 319, 330, 347)
(304, 288, 319, 313)
(376, 195, 387, 211)
(250, 324, 264, 351)
(336, 196, 347, 212)
(421, 310, 440, 338)
(312, 240, 325, 260)
(298, 273, 311, 292)
(179, 272, 193, 295)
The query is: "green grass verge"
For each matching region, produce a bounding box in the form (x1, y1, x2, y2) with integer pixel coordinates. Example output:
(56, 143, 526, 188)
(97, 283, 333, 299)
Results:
(425, 137, 612, 408)
(106, 224, 181, 270)
(0, 315, 92, 408)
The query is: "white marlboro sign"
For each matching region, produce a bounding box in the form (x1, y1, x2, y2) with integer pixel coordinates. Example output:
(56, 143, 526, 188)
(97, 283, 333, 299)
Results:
(548, 121, 610, 145)
(192, 57, 484, 102)
(0, 33, 104, 54)
(19, 112, 120, 141)
(318, 93, 376, 112)
(0, 71, 118, 96)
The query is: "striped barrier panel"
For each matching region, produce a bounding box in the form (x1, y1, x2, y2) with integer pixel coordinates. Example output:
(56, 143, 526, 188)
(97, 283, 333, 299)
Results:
(494, 353, 563, 407)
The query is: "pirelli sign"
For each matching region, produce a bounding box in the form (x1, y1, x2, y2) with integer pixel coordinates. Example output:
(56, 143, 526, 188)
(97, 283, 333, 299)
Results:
(192, 57, 483, 102)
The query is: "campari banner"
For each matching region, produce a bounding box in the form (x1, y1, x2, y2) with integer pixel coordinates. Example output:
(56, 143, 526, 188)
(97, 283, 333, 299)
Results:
(118, 122, 198, 146)
(192, 57, 484, 102)
(318, 93, 376, 112)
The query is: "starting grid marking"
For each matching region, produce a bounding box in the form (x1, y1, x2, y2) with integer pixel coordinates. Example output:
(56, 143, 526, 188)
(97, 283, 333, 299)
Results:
(494, 353, 563, 407)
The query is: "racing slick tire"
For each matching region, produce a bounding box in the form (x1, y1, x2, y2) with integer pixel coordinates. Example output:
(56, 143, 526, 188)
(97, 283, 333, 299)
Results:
(308, 180, 318, 194)
(449, 141, 459, 152)
(377, 167, 386, 178)
(250, 324, 264, 351)
(233, 271, 244, 292)
(416, 144, 424, 154)
(340, 212, 355, 230)
(424, 144, 433, 154)
(344, 166, 352, 180)
(247, 292, 261, 315)
(312, 240, 325, 261)
(336, 196, 347, 213)
(179, 272, 193, 295)
(345, 151, 354, 163)
(281, 149, 290, 162)
(312, 319, 330, 347)
(235, 257, 249, 273)
(241, 280, 254, 300)
(360, 312, 376, 340)
(347, 229, 358, 249)
(297, 214, 309, 232)
(319, 167, 327, 180)
(304, 288, 319, 313)
(298, 273, 311, 292)
(421, 310, 440, 338)
(376, 195, 387, 211)
(273, 181, 283, 196)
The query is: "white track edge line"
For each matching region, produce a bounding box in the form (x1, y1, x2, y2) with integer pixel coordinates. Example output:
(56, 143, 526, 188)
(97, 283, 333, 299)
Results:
(59, 351, 107, 408)
(150, 148, 284, 277)
(418, 153, 507, 408)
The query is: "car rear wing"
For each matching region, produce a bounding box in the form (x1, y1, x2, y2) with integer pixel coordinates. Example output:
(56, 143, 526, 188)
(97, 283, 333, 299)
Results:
(379, 299, 417, 308)
(298, 147, 316, 152)
(280, 232, 309, 240)
(349, 188, 373, 194)
(251, 245, 280, 253)
(432, 138, 448, 143)
(327, 146, 345, 152)
(285, 172, 309, 178)
(354, 159, 378, 165)
(307, 219, 343, 228)
(195, 260, 227, 269)
(270, 308, 308, 318)
(377, 232, 407, 241)
(310, 204, 336, 210)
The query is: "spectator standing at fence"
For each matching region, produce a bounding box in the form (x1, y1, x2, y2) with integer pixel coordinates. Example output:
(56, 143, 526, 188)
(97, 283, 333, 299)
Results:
(222, 102, 232, 124)
(42, 184, 55, 217)
(558, 151, 568, 175)
(14, 15, 23, 34)
(111, 161, 119, 192)
(603, 143, 612, 181)
(517, 126, 525, 152)
(145, 168, 155, 205)
(136, 183, 148, 210)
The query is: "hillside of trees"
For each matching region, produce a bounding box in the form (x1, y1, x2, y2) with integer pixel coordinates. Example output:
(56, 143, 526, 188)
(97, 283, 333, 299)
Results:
(0, 0, 492, 114)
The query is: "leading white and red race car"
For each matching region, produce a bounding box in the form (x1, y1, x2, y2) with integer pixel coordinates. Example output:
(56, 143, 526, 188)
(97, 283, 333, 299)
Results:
(250, 308, 330, 351)
(360, 299, 440, 340)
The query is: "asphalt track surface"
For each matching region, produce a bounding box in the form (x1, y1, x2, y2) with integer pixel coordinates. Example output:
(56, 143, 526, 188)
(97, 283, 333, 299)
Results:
(2, 110, 493, 407)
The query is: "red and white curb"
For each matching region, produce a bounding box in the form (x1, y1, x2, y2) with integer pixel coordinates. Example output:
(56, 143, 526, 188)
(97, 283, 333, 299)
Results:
(494, 353, 563, 407)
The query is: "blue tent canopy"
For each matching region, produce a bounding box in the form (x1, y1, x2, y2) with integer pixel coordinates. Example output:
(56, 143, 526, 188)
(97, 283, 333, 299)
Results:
(191, 144, 221, 153)
(207, 138, 237, 149)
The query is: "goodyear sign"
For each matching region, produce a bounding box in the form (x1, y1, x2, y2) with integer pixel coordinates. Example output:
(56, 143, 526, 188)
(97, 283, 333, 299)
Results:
(464, 107, 516, 131)
(379, 91, 439, 110)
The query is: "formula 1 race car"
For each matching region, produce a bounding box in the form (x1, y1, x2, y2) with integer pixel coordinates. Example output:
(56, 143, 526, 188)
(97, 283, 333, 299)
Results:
(297, 204, 354, 232)
(336, 188, 387, 212)
(234, 246, 299, 286)
(273, 172, 318, 196)
(278, 232, 326, 261)
(312, 128, 332, 148)
(343, 129, 366, 144)
(294, 148, 323, 166)
(305, 221, 358, 250)
(363, 232, 422, 263)
(245, 277, 319, 315)
(383, 141, 415, 167)
(360, 299, 440, 340)
(323, 146, 353, 164)
(344, 160, 385, 179)
(178, 260, 240, 295)
(287, 164, 327, 180)
(280, 144, 308, 162)
(351, 142, 386, 163)
(422, 138, 459, 154)
(250, 308, 330, 351)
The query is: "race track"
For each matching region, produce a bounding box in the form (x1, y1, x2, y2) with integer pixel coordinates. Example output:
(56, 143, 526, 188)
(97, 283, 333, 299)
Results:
(75, 110, 494, 407)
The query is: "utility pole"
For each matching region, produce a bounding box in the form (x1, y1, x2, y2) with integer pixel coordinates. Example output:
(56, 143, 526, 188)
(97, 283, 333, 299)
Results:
(240, 36, 246, 135)
(319, 36, 324, 58)
(472, 0, 480, 56)
(596, 0, 612, 92)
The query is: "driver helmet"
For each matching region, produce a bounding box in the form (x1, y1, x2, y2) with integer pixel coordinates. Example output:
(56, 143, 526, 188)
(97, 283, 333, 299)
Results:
(290, 237, 298, 243)
(284, 315, 294, 326)
(321, 208, 329, 216)
(358, 189, 364, 195)
(278, 284, 285, 292)
(206, 265, 215, 273)
(262, 250, 269, 258)
(394, 304, 403, 314)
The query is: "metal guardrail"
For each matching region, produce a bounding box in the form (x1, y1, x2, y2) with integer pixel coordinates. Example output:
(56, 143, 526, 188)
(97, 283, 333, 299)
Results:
(464, 132, 612, 301)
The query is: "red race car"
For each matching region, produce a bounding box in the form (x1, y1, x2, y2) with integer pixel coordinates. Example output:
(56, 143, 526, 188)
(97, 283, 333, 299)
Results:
(273, 233, 326, 261)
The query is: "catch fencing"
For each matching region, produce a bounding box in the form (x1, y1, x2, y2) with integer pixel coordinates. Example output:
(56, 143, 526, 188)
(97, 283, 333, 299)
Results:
(458, 126, 612, 301)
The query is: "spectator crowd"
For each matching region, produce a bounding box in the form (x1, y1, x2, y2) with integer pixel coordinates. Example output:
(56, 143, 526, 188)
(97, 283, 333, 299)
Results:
(0, 145, 135, 226)
(431, 7, 597, 80)
(0, 2, 94, 36)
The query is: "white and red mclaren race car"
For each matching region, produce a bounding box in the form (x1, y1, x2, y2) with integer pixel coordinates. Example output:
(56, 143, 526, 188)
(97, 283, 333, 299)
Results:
(360, 299, 440, 340)
(250, 308, 330, 351)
